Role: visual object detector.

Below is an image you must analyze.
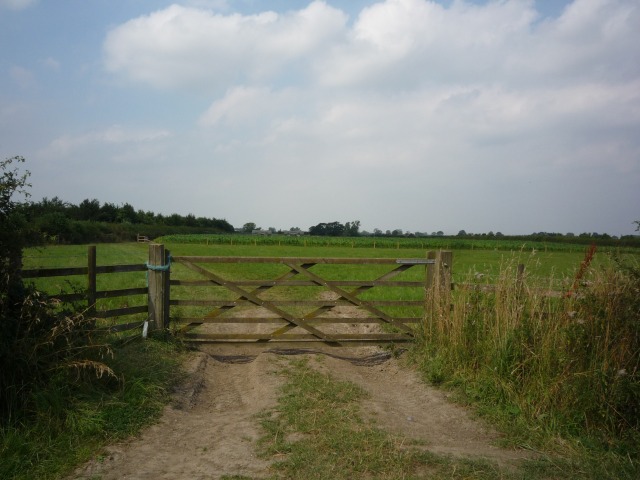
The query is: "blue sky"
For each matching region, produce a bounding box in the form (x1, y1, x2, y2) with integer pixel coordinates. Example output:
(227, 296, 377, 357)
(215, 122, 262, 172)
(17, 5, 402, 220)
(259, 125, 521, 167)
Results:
(1, 0, 639, 235)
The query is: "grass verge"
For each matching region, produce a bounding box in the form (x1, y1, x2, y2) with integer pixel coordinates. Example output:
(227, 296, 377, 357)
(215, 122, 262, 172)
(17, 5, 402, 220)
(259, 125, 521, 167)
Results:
(414, 254, 640, 479)
(0, 335, 186, 480)
(256, 358, 540, 480)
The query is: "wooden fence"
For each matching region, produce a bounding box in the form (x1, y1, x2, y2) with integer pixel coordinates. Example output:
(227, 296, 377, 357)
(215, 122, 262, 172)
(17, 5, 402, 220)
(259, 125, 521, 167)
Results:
(21, 244, 455, 344)
(21, 246, 149, 333)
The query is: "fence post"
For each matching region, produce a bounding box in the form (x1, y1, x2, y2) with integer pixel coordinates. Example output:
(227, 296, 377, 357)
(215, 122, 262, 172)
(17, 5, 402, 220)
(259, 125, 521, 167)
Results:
(516, 264, 525, 291)
(436, 250, 453, 299)
(148, 243, 170, 330)
(425, 250, 452, 337)
(425, 251, 437, 337)
(87, 246, 96, 317)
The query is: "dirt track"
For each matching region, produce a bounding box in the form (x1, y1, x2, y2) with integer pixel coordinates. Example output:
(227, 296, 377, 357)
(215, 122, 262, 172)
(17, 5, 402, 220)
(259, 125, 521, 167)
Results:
(70, 344, 531, 480)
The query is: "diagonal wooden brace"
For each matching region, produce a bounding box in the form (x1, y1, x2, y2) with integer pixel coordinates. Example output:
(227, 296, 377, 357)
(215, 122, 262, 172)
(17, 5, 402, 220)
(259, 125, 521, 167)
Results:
(179, 259, 333, 341)
(285, 262, 414, 336)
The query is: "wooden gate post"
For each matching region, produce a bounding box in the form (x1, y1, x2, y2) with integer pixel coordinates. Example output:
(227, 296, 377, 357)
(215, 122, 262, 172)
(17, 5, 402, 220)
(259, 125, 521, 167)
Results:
(435, 250, 452, 300)
(425, 251, 436, 338)
(148, 243, 170, 330)
(425, 250, 452, 337)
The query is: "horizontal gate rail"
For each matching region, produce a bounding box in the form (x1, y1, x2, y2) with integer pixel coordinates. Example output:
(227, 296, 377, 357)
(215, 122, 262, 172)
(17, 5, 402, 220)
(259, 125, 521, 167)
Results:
(172, 317, 421, 324)
(171, 256, 433, 264)
(171, 280, 424, 287)
(171, 299, 424, 307)
(21, 264, 147, 278)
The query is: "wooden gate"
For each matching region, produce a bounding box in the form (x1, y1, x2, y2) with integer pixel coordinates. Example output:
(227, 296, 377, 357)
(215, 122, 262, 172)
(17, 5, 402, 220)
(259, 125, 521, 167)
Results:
(166, 255, 437, 346)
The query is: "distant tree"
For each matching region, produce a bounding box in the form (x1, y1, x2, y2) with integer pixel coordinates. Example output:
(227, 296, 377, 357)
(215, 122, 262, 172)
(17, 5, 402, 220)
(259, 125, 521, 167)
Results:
(436, 231, 444, 236)
(166, 213, 183, 226)
(98, 202, 118, 223)
(242, 222, 256, 233)
(457, 230, 467, 236)
(184, 214, 197, 227)
(35, 196, 69, 215)
(117, 203, 139, 224)
(77, 199, 101, 221)
(373, 228, 382, 236)
(344, 220, 360, 236)
(328, 221, 345, 236)
(309, 221, 344, 236)
(309, 223, 327, 236)
(392, 229, 403, 236)
(213, 218, 234, 233)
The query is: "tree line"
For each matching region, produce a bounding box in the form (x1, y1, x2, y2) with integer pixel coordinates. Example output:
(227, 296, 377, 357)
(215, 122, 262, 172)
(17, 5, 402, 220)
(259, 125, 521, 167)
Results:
(16, 196, 233, 244)
(302, 221, 639, 248)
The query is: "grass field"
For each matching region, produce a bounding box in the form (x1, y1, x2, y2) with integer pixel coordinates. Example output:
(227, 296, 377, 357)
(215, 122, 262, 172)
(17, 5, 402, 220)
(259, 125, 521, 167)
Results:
(157, 233, 640, 253)
(22, 240, 630, 308)
(23, 239, 626, 285)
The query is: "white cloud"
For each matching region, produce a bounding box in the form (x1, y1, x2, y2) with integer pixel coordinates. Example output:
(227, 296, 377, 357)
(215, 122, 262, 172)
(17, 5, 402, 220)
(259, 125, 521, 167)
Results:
(0, 0, 36, 10)
(104, 1, 347, 92)
(199, 86, 278, 127)
(83, 1, 640, 233)
(43, 125, 172, 158)
(102, 0, 640, 94)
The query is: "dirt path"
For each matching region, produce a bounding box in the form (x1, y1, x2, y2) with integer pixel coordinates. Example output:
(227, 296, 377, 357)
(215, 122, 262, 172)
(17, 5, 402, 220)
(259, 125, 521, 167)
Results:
(70, 344, 530, 480)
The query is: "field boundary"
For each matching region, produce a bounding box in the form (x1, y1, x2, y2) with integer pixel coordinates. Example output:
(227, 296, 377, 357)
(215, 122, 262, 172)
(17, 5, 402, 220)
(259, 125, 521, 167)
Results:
(20, 246, 148, 333)
(19, 244, 455, 345)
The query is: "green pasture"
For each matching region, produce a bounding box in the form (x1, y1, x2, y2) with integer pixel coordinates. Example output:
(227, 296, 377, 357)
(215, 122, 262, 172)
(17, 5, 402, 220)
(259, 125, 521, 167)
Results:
(157, 232, 639, 253)
(23, 238, 628, 283)
(21, 240, 634, 329)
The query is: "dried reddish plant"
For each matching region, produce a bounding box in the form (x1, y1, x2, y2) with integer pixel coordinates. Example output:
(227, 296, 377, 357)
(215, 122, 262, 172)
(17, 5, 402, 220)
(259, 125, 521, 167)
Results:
(566, 243, 597, 298)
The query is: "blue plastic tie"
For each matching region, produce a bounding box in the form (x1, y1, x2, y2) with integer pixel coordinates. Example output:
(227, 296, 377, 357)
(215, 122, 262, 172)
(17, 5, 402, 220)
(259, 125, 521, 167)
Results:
(146, 255, 171, 286)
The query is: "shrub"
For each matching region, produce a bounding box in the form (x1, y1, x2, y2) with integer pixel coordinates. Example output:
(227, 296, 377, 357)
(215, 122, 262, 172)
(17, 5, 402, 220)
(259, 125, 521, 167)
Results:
(0, 156, 113, 424)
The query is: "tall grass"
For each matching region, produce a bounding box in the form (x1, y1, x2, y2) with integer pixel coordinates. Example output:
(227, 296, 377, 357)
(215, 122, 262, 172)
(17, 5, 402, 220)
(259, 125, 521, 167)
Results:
(0, 337, 185, 480)
(416, 252, 639, 471)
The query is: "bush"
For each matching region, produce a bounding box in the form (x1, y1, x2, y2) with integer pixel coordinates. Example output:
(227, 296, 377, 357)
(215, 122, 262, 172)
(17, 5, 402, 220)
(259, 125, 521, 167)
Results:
(0, 157, 113, 424)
